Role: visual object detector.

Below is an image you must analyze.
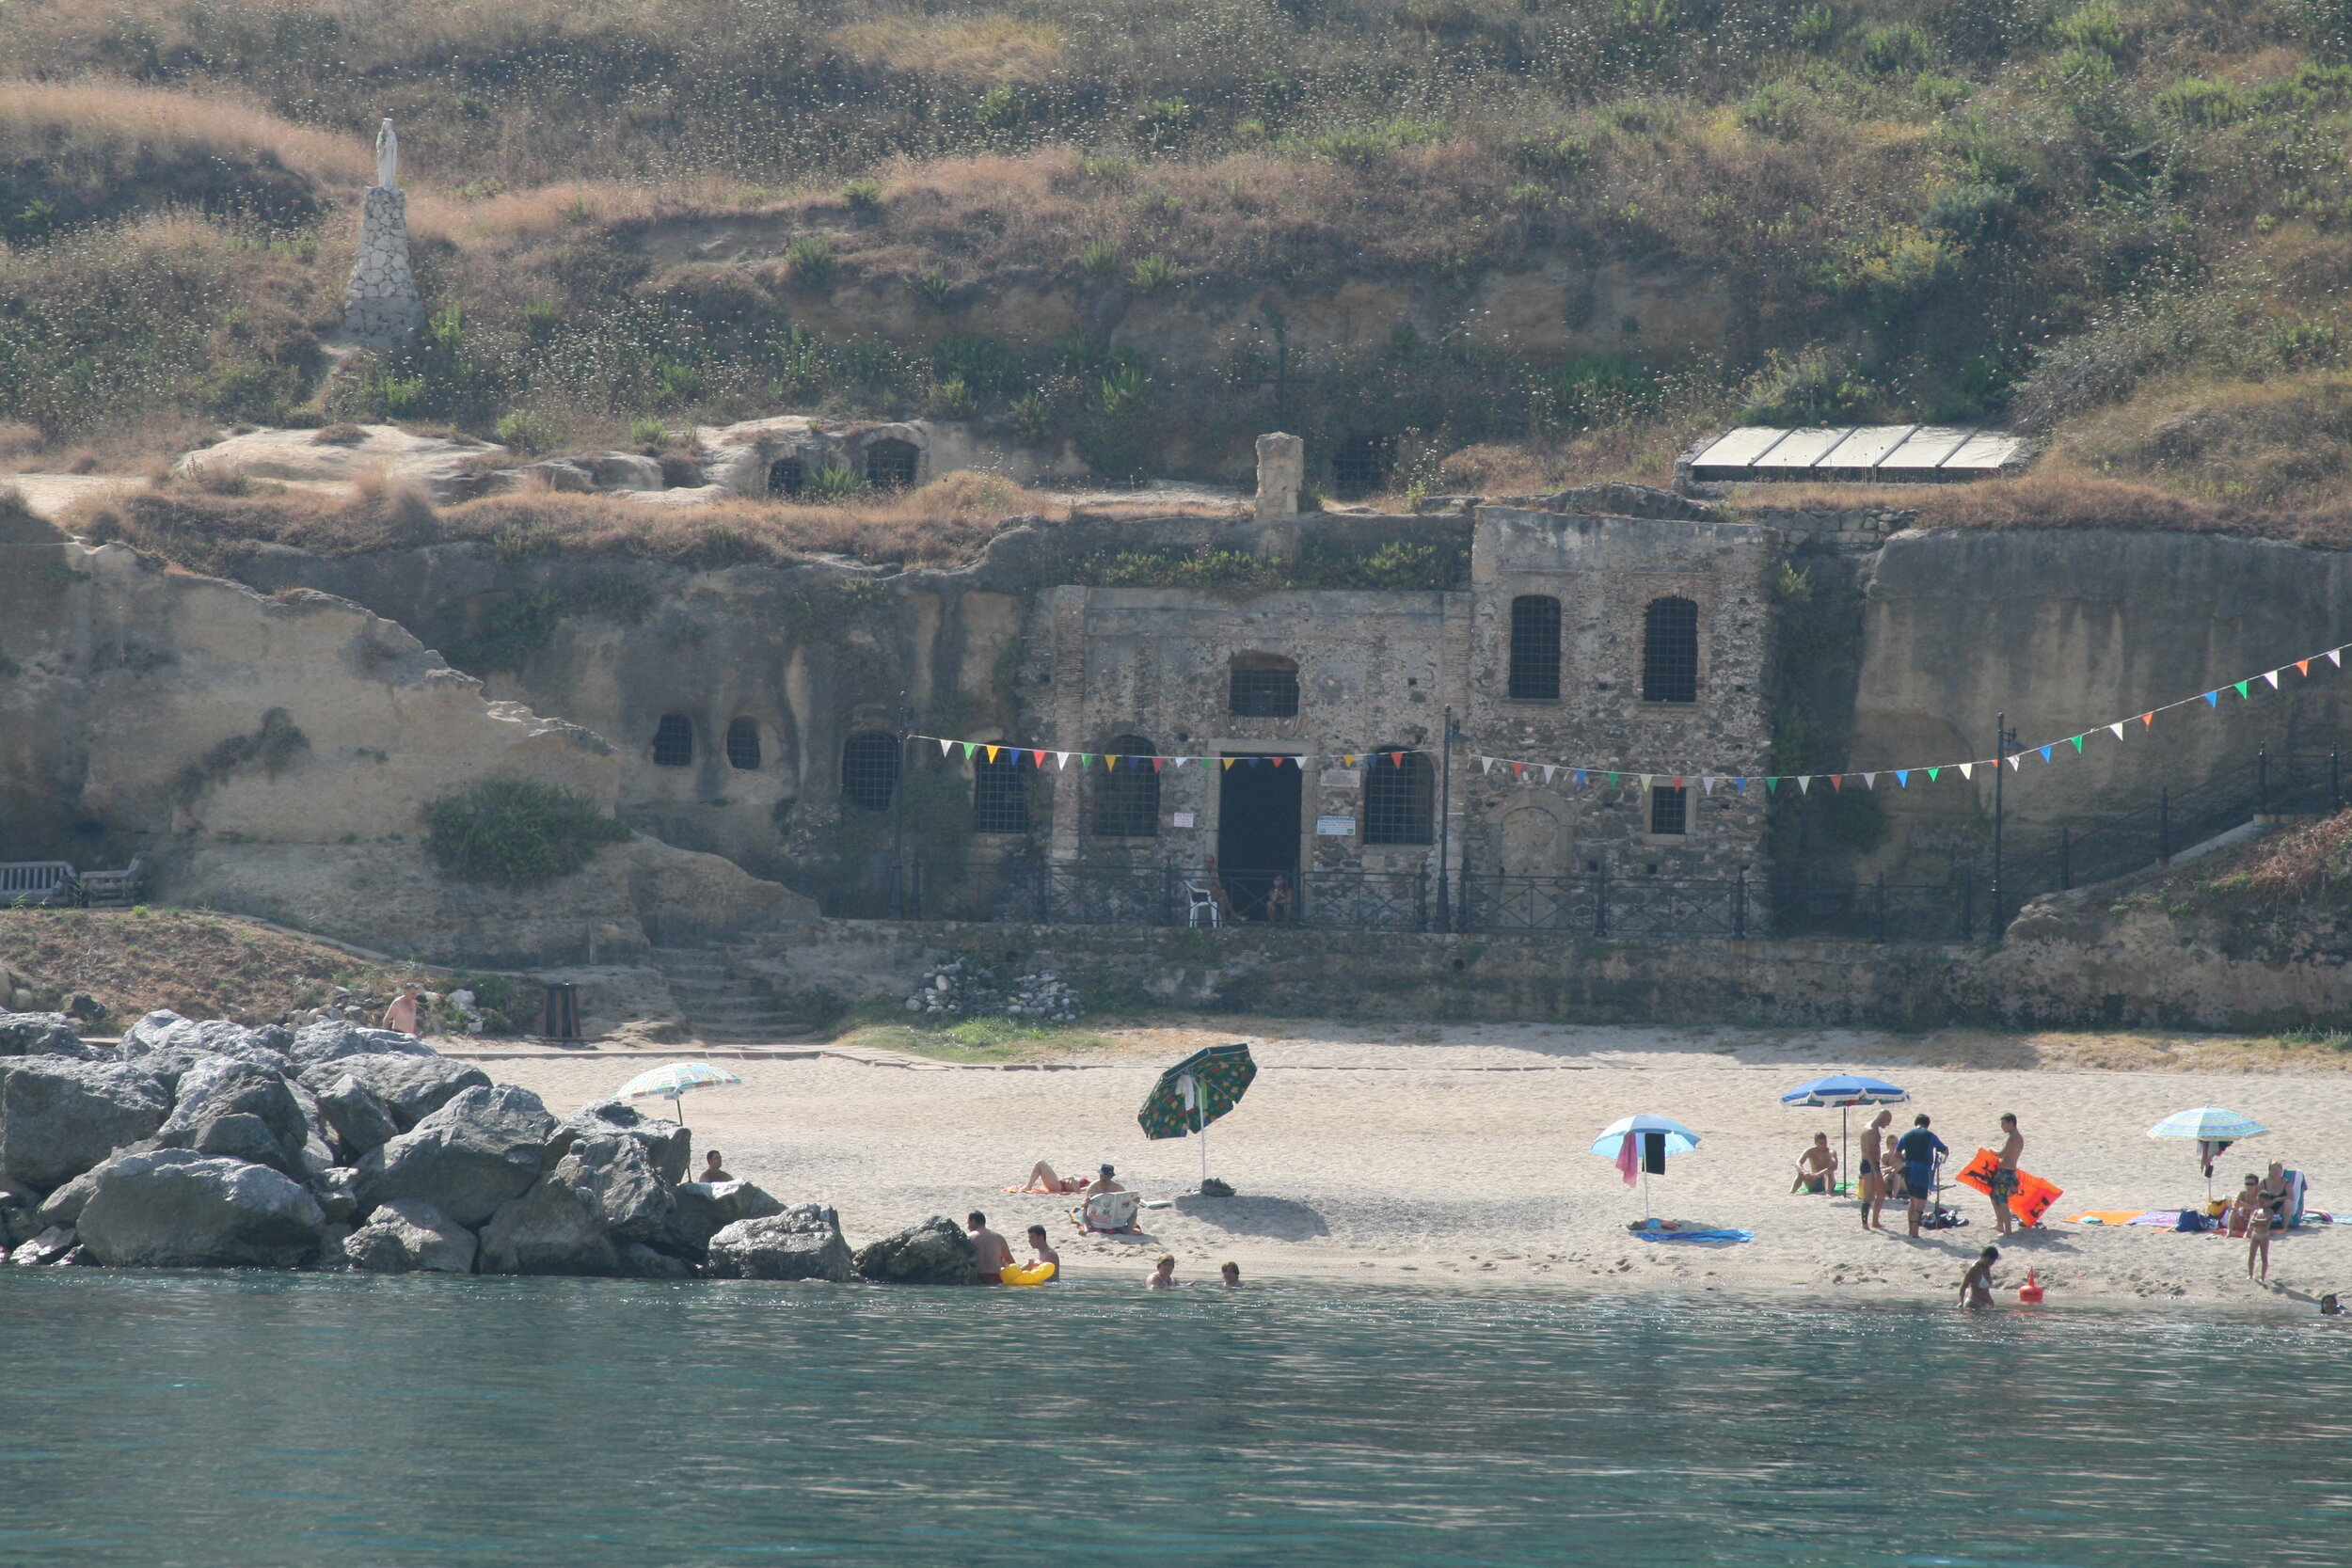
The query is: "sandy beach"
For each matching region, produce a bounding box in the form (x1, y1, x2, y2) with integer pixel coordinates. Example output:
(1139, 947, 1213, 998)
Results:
(479, 1022, 2351, 1308)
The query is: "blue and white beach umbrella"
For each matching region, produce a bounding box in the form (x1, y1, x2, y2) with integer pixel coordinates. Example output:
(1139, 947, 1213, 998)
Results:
(1592, 1114, 1701, 1222)
(615, 1061, 743, 1126)
(1781, 1075, 1911, 1195)
(2149, 1106, 2267, 1198)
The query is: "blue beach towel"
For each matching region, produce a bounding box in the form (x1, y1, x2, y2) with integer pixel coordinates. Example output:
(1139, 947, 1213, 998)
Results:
(1635, 1227, 1754, 1243)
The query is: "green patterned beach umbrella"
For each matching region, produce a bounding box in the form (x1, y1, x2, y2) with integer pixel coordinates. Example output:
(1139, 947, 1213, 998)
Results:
(1137, 1043, 1257, 1191)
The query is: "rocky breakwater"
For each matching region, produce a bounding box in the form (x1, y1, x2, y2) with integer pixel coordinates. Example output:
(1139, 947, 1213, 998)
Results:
(0, 1009, 988, 1286)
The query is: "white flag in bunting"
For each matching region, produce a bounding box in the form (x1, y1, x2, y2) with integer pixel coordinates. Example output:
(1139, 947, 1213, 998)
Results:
(1795, 776, 1811, 795)
(2265, 670, 2281, 688)
(2109, 722, 2124, 740)
(1862, 772, 1876, 788)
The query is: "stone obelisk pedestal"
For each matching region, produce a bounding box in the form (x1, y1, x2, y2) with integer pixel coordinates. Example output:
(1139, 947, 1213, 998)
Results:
(343, 184, 422, 353)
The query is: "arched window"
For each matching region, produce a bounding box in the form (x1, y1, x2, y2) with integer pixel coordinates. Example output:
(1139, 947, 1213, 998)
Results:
(1508, 594, 1561, 700)
(767, 457, 804, 499)
(840, 732, 899, 812)
(865, 437, 919, 489)
(1331, 434, 1394, 496)
(1092, 735, 1160, 837)
(1363, 751, 1434, 845)
(725, 718, 762, 770)
(651, 715, 695, 768)
(1229, 653, 1300, 717)
(972, 749, 1031, 834)
(1642, 596, 1699, 704)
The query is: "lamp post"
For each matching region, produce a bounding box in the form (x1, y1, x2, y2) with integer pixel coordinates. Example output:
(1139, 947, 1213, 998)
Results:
(1437, 705, 1459, 933)
(1990, 710, 2015, 938)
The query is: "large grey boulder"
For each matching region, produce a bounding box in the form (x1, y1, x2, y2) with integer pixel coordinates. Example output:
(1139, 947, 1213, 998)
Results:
(289, 1020, 437, 1070)
(305, 1054, 488, 1132)
(36, 1163, 106, 1228)
(616, 1243, 698, 1279)
(552, 1133, 674, 1242)
(121, 1015, 292, 1073)
(707, 1205, 854, 1282)
(0, 1057, 170, 1193)
(853, 1215, 978, 1285)
(661, 1179, 784, 1258)
(356, 1084, 555, 1227)
(310, 1166, 360, 1224)
(0, 1013, 88, 1059)
(479, 1175, 619, 1275)
(343, 1198, 477, 1275)
(157, 1058, 310, 1175)
(553, 1100, 691, 1184)
(77, 1148, 326, 1268)
(312, 1072, 402, 1158)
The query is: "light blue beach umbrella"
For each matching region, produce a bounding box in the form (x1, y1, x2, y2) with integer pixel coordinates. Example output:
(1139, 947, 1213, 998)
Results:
(1781, 1075, 1910, 1196)
(615, 1061, 742, 1127)
(1592, 1114, 1701, 1222)
(2148, 1107, 2266, 1199)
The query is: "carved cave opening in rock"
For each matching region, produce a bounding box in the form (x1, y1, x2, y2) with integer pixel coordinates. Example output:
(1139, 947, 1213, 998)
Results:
(767, 457, 804, 498)
(864, 438, 919, 490)
(840, 732, 900, 812)
(651, 715, 695, 768)
(725, 718, 762, 770)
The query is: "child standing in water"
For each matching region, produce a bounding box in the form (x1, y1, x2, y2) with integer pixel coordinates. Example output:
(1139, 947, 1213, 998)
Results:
(2249, 1203, 2273, 1282)
(1960, 1246, 2000, 1307)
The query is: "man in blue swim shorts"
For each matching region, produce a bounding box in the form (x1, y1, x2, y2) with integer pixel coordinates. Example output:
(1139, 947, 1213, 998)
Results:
(1896, 1114, 1947, 1238)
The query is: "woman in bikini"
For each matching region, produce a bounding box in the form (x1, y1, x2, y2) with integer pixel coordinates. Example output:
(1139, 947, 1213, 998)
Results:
(1014, 1161, 1122, 1195)
(1859, 1110, 1893, 1230)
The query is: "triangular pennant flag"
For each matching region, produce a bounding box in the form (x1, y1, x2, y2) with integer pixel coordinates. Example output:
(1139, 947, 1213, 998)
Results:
(1152, 756, 1164, 771)
(1480, 757, 1495, 774)
(2298, 660, 2311, 676)
(960, 741, 977, 760)
(2037, 745, 2051, 763)
(1862, 772, 1877, 788)
(1343, 754, 1357, 767)
(1056, 752, 1071, 768)
(2205, 691, 2220, 706)
(2069, 735, 2084, 752)
(2108, 723, 2124, 740)
(1795, 776, 1811, 794)
(1701, 774, 1716, 795)
(1575, 769, 1589, 786)
(1958, 763, 1973, 780)
(2265, 670, 2281, 689)
(1222, 757, 1235, 769)
(1895, 770, 1909, 786)
(1829, 774, 1843, 792)
(1390, 752, 1405, 768)
(2234, 681, 2249, 698)
(1543, 765, 1557, 784)
(1926, 767, 1939, 782)
(1512, 761, 1526, 779)
(1245, 757, 1260, 768)
(1031, 750, 1046, 768)
(1639, 775, 1653, 791)
(1174, 756, 1190, 768)
(938, 737, 954, 756)
(2007, 754, 2021, 769)
(2140, 712, 2154, 727)
(2331, 649, 2344, 667)
(1671, 775, 1685, 789)
(1735, 777, 1748, 794)
(1765, 777, 1780, 793)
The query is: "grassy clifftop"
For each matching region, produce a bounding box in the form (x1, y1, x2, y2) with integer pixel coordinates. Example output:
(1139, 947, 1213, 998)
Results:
(7, 0, 2352, 504)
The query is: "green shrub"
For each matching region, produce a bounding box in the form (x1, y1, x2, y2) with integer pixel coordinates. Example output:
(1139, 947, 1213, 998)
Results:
(422, 779, 630, 889)
(1082, 239, 1121, 277)
(913, 265, 955, 309)
(1128, 253, 1177, 293)
(812, 457, 863, 499)
(785, 234, 835, 291)
(628, 417, 670, 448)
(495, 410, 558, 454)
(841, 179, 883, 214)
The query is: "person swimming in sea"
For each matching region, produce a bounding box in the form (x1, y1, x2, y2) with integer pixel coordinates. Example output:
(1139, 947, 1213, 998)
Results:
(1220, 1261, 1241, 1289)
(1146, 1255, 1176, 1290)
(1960, 1246, 2000, 1307)
(1024, 1225, 1059, 1277)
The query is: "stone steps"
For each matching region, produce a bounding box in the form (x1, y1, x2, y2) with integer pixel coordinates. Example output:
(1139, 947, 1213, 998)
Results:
(650, 946, 819, 1046)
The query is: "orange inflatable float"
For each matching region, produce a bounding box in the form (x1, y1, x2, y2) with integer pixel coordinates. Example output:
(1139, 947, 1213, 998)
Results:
(1955, 1148, 2063, 1227)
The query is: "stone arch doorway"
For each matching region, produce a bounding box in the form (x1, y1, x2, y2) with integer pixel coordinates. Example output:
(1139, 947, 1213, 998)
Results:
(1500, 801, 1570, 878)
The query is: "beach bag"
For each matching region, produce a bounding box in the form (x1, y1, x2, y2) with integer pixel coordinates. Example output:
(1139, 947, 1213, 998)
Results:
(2176, 1209, 2210, 1233)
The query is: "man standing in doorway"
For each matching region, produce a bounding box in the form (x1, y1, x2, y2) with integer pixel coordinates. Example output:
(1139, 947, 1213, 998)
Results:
(1990, 1113, 2024, 1235)
(1897, 1114, 1948, 1238)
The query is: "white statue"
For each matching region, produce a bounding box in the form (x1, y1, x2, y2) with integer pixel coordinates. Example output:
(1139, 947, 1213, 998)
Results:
(374, 119, 398, 188)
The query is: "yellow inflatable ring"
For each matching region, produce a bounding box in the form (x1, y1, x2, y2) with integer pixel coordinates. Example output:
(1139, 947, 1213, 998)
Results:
(1000, 1260, 1057, 1287)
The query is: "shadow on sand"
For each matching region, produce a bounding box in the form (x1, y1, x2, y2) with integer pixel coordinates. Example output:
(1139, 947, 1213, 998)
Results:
(1172, 1194, 1331, 1240)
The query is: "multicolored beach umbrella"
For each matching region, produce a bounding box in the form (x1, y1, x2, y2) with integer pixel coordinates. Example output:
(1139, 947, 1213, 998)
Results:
(1138, 1043, 1257, 1192)
(2149, 1106, 2266, 1199)
(614, 1061, 742, 1126)
(1781, 1075, 1910, 1196)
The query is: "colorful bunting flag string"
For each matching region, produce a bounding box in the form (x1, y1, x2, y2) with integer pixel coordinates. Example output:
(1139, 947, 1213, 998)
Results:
(896, 638, 2350, 794)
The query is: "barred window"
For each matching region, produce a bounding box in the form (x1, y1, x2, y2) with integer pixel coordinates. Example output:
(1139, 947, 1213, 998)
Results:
(1091, 735, 1160, 837)
(1363, 751, 1434, 845)
(1649, 784, 1687, 836)
(972, 749, 1031, 834)
(865, 438, 919, 489)
(767, 457, 803, 498)
(1332, 434, 1394, 497)
(725, 718, 762, 770)
(1643, 596, 1699, 704)
(651, 715, 695, 768)
(1230, 654, 1300, 717)
(1508, 595, 1561, 700)
(841, 732, 899, 812)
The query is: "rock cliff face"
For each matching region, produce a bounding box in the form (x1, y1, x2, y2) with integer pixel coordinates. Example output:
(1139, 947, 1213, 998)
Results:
(0, 538, 811, 967)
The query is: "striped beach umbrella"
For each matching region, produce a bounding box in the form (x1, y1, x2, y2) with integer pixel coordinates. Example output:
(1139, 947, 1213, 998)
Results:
(2149, 1107, 2266, 1199)
(615, 1061, 742, 1126)
(1781, 1075, 1910, 1196)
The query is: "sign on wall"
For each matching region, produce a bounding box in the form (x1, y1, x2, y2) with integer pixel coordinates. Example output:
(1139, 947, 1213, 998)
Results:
(1170, 812, 1196, 828)
(1315, 815, 1357, 836)
(1320, 768, 1363, 789)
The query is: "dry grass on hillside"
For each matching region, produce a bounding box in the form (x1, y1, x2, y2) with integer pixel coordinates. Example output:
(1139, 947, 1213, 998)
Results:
(0, 81, 368, 188)
(63, 469, 1073, 572)
(0, 909, 413, 1028)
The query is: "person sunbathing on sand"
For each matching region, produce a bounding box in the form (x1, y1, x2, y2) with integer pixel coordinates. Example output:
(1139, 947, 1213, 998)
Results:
(1015, 1161, 1124, 1195)
(1791, 1132, 1838, 1195)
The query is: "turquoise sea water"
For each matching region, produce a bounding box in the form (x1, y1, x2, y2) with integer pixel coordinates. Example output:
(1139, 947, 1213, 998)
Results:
(2, 1271, 2347, 1566)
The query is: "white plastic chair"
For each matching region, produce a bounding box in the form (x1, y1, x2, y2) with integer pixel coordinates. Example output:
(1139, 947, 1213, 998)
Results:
(1184, 881, 1222, 928)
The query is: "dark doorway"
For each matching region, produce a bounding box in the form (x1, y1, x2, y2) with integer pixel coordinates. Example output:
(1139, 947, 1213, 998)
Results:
(767, 457, 804, 498)
(865, 438, 919, 489)
(1217, 753, 1301, 922)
